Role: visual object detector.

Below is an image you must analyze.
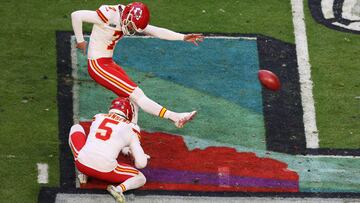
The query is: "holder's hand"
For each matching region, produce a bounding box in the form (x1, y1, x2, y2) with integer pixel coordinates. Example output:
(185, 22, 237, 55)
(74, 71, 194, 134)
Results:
(76, 41, 87, 55)
(184, 34, 204, 46)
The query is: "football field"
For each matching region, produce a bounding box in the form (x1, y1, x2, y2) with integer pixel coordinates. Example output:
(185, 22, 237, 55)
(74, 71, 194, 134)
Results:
(0, 0, 359, 202)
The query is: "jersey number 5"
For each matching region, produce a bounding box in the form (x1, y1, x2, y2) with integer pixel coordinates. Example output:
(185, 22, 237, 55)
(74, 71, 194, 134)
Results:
(95, 118, 119, 141)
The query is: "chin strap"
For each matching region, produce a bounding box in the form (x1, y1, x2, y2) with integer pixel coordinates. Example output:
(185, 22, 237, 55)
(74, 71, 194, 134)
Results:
(108, 110, 129, 120)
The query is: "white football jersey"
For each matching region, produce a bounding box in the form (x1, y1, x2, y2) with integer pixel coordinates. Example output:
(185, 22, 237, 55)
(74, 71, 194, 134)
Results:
(88, 5, 125, 59)
(77, 113, 143, 172)
(72, 4, 185, 59)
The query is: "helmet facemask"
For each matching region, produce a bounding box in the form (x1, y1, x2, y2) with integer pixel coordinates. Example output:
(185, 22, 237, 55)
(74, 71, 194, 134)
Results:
(121, 7, 138, 35)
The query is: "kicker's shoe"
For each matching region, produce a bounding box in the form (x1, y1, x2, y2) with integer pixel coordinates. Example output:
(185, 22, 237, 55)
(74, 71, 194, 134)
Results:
(174, 111, 197, 128)
(77, 172, 88, 184)
(75, 169, 87, 184)
(107, 185, 125, 203)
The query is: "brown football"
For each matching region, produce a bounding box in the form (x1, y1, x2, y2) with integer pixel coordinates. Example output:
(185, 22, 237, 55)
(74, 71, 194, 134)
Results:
(258, 70, 281, 91)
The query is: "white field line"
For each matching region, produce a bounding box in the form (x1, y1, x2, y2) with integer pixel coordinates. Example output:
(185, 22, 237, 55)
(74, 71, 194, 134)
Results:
(37, 163, 49, 184)
(71, 36, 80, 124)
(70, 36, 81, 188)
(291, 0, 319, 148)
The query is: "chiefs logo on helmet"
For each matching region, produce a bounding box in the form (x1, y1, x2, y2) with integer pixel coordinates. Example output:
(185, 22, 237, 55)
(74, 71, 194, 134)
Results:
(133, 7, 143, 20)
(121, 2, 150, 35)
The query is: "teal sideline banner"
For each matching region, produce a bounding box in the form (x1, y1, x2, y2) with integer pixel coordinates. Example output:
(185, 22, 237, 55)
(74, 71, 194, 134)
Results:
(72, 36, 360, 193)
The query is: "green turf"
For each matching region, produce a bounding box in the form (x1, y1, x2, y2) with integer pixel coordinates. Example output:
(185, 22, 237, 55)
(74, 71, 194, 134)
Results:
(0, 0, 358, 202)
(304, 3, 360, 148)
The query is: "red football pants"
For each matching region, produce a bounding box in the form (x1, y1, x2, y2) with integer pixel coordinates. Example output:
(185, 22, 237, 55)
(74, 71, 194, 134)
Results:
(68, 126, 139, 184)
(88, 58, 138, 97)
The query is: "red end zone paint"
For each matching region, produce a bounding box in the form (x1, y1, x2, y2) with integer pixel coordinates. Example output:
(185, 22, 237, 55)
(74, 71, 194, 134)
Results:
(79, 121, 299, 192)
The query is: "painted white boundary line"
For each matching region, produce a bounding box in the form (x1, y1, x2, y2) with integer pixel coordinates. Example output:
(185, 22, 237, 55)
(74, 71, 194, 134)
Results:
(37, 163, 49, 184)
(71, 36, 80, 124)
(70, 36, 81, 188)
(291, 0, 319, 149)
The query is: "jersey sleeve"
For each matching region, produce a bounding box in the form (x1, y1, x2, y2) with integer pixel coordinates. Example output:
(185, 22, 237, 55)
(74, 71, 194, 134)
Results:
(129, 124, 147, 168)
(131, 124, 141, 141)
(143, 25, 185, 41)
(71, 10, 103, 43)
(96, 5, 117, 24)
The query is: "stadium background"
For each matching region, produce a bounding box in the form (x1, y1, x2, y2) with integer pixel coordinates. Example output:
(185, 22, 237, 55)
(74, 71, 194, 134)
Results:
(0, 0, 359, 202)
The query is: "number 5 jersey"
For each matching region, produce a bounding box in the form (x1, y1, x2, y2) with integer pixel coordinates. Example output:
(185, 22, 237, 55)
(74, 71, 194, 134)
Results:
(77, 113, 146, 172)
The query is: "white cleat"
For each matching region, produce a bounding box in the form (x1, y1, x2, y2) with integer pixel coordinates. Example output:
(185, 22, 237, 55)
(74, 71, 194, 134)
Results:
(77, 173, 88, 184)
(174, 111, 197, 128)
(107, 185, 125, 203)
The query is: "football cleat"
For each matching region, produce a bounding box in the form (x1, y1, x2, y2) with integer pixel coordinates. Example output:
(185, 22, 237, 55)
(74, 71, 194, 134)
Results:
(77, 172, 88, 184)
(75, 168, 88, 184)
(107, 185, 125, 203)
(174, 111, 197, 128)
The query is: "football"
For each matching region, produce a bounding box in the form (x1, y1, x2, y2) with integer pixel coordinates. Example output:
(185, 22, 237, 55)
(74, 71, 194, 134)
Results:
(258, 70, 281, 91)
